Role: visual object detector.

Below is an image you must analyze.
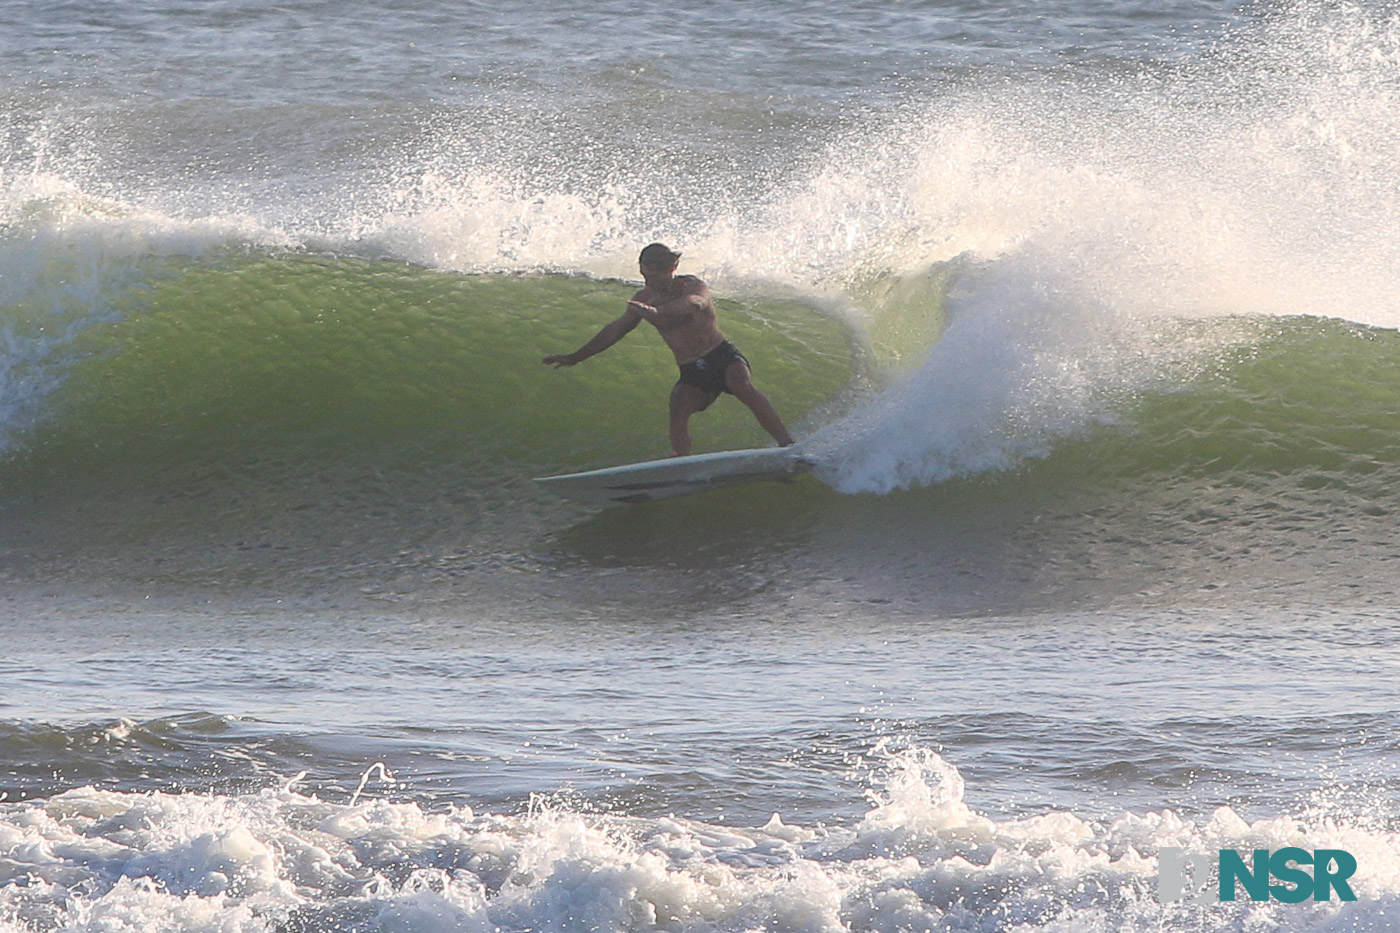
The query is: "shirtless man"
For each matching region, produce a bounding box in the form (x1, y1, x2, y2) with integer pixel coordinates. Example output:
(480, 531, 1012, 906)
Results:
(543, 243, 794, 457)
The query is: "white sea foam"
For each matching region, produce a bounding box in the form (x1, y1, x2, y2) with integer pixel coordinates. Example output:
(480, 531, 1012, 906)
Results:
(770, 2, 1400, 492)
(1, 748, 1397, 933)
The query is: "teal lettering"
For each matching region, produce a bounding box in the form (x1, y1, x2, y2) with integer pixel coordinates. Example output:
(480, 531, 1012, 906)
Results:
(1213, 848, 1358, 903)
(1219, 849, 1270, 901)
(1269, 848, 1313, 903)
(1313, 849, 1358, 902)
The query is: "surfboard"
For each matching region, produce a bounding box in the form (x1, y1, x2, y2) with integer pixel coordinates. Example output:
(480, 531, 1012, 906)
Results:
(535, 446, 816, 504)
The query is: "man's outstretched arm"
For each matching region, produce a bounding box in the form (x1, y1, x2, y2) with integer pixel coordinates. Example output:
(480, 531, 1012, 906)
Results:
(543, 312, 641, 367)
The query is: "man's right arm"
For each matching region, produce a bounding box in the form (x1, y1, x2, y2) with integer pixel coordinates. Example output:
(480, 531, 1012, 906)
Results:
(542, 310, 642, 367)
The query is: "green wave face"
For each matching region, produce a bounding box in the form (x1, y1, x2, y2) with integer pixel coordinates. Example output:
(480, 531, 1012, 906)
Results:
(1165, 323, 1400, 479)
(7, 254, 855, 480)
(0, 253, 856, 582)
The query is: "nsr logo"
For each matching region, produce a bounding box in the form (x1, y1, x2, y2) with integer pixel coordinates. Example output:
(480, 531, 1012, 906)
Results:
(1159, 848, 1358, 904)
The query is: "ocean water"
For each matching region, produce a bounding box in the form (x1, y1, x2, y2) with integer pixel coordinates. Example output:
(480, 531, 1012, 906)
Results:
(4, 0, 1400, 930)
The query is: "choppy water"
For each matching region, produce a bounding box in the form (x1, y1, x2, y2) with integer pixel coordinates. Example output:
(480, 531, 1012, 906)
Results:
(4, 1, 1400, 931)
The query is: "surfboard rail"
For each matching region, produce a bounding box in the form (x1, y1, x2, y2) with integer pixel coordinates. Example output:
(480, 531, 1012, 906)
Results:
(535, 446, 816, 504)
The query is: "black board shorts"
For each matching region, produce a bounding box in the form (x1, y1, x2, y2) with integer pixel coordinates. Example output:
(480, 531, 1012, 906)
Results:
(677, 340, 749, 396)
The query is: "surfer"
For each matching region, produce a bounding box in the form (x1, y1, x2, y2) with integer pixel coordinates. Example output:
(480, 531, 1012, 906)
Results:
(543, 243, 795, 457)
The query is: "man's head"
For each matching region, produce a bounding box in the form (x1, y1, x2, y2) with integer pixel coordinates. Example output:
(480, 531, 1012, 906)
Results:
(639, 242, 681, 272)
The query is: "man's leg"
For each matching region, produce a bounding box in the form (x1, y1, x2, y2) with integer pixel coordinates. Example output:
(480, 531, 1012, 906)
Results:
(724, 362, 794, 447)
(669, 382, 716, 457)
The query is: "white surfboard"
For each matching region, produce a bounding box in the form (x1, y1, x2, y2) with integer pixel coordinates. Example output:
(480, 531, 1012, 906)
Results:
(536, 446, 816, 504)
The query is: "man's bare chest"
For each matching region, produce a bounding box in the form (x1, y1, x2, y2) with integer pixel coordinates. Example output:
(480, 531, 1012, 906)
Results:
(645, 296, 709, 334)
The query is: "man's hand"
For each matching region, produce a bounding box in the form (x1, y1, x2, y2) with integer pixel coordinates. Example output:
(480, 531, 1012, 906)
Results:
(543, 312, 639, 370)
